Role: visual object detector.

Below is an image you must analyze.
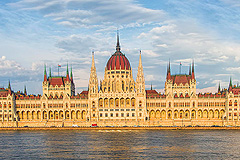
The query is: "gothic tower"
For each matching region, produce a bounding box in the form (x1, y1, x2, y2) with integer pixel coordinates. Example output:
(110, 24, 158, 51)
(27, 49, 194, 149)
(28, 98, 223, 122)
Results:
(136, 51, 145, 94)
(88, 51, 99, 122)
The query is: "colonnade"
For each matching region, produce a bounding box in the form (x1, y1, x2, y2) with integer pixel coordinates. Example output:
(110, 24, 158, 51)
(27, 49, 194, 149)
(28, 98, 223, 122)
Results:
(17, 110, 87, 121)
(99, 98, 136, 108)
(149, 109, 225, 120)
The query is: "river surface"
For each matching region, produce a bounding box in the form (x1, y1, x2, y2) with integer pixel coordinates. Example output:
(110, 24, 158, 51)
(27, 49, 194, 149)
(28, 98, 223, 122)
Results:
(0, 129, 240, 159)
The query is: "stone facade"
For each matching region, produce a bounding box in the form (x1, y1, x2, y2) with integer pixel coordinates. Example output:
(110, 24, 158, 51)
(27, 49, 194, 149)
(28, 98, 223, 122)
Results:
(0, 35, 240, 127)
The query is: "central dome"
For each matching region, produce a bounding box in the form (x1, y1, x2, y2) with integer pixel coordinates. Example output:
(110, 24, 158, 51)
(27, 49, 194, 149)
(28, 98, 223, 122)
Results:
(106, 34, 131, 70)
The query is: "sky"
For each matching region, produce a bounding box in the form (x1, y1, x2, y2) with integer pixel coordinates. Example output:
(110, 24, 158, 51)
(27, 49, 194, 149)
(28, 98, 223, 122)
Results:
(1, 0, 240, 95)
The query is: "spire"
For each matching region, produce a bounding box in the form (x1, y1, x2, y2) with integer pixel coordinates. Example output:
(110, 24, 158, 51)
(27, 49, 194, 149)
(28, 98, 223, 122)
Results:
(228, 77, 233, 92)
(24, 85, 27, 95)
(66, 63, 70, 81)
(191, 60, 195, 80)
(189, 63, 191, 75)
(139, 50, 142, 67)
(218, 82, 221, 93)
(70, 66, 73, 82)
(136, 50, 145, 93)
(44, 64, 47, 81)
(89, 51, 98, 94)
(49, 67, 51, 77)
(151, 83, 153, 90)
(91, 51, 95, 69)
(116, 30, 121, 51)
(167, 59, 171, 80)
(230, 77, 232, 87)
(8, 80, 11, 90)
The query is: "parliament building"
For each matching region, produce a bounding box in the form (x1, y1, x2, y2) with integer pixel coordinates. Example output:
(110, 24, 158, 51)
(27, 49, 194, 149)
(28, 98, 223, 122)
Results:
(0, 35, 240, 127)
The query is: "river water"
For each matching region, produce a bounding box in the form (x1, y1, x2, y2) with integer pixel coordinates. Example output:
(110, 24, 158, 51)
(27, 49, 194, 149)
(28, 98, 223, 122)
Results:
(0, 129, 240, 159)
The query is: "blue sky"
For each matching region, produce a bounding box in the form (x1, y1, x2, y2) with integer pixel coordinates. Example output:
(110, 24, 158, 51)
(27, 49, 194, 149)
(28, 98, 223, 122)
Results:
(1, 0, 240, 94)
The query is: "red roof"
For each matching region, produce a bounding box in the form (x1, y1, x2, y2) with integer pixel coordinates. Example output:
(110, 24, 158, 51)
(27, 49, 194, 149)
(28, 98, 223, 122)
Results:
(49, 77, 67, 87)
(171, 75, 191, 85)
(231, 88, 240, 95)
(146, 90, 163, 98)
(0, 88, 11, 97)
(81, 91, 89, 95)
(15, 94, 42, 100)
(197, 92, 226, 98)
(106, 51, 131, 70)
(146, 90, 158, 94)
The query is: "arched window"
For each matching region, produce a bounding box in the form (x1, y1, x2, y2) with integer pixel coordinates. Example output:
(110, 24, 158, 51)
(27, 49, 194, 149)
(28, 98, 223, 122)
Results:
(122, 81, 124, 91)
(229, 100, 232, 106)
(139, 101, 142, 107)
(234, 100, 237, 106)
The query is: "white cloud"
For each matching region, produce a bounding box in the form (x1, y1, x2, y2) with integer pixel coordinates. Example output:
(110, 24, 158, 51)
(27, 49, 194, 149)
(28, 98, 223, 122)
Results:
(142, 50, 159, 57)
(9, 0, 166, 29)
(138, 21, 240, 65)
(226, 67, 240, 73)
(1, 56, 6, 60)
(145, 75, 156, 81)
(0, 56, 22, 70)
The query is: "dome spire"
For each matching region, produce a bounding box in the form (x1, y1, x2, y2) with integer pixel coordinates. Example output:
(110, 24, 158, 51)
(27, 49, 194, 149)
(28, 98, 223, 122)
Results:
(116, 30, 121, 51)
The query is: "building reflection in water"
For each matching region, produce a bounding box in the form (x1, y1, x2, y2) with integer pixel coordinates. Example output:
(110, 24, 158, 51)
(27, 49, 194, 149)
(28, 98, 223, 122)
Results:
(0, 130, 240, 159)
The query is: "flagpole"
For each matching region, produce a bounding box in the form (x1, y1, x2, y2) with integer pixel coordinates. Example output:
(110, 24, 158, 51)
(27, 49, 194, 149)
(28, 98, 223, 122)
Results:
(58, 64, 59, 76)
(179, 62, 182, 75)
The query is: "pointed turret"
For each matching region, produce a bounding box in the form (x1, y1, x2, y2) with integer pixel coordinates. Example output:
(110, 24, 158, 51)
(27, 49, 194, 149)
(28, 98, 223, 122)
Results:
(24, 85, 27, 95)
(136, 50, 145, 93)
(70, 66, 73, 82)
(218, 82, 221, 93)
(8, 80, 11, 90)
(189, 63, 191, 75)
(66, 63, 70, 81)
(44, 64, 47, 81)
(116, 31, 121, 52)
(167, 60, 171, 80)
(89, 51, 98, 94)
(191, 60, 195, 80)
(49, 67, 51, 77)
(229, 77, 233, 91)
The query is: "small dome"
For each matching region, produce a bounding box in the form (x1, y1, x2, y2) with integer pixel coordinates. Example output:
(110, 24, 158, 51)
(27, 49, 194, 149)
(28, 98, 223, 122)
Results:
(106, 32, 131, 71)
(106, 51, 131, 70)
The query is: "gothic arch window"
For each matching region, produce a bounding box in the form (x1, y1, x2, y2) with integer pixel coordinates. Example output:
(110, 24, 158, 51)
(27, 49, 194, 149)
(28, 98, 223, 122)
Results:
(8, 102, 11, 109)
(234, 100, 237, 106)
(112, 81, 115, 92)
(229, 100, 232, 106)
(139, 101, 142, 107)
(122, 81, 124, 91)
